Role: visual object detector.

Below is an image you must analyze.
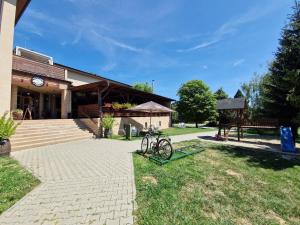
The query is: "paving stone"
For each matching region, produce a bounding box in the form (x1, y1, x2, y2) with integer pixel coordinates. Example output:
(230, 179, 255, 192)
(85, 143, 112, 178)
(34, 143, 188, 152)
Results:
(0, 139, 137, 225)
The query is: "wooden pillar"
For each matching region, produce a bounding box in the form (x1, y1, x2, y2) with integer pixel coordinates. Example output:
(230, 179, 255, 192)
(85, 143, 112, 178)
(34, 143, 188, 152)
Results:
(98, 87, 103, 138)
(218, 110, 222, 136)
(39, 93, 44, 119)
(237, 109, 240, 141)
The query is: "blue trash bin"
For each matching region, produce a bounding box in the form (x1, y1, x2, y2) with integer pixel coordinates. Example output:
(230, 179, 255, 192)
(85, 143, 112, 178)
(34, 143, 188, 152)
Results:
(280, 126, 296, 153)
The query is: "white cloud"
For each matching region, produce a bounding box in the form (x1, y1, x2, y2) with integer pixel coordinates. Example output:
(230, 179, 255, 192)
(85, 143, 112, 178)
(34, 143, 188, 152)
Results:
(233, 59, 245, 67)
(91, 30, 143, 53)
(177, 3, 282, 53)
(203, 65, 208, 70)
(177, 39, 219, 52)
(101, 62, 117, 72)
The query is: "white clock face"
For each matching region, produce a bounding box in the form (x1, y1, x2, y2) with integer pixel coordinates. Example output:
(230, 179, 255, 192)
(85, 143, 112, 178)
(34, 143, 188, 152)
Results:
(32, 77, 44, 87)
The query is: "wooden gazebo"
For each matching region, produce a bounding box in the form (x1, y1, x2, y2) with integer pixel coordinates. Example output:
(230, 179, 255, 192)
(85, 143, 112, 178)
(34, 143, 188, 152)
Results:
(217, 98, 247, 141)
(217, 98, 278, 141)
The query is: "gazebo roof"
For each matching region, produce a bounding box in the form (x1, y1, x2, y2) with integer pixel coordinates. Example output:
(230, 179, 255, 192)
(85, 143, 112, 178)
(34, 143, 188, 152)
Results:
(217, 97, 246, 110)
(127, 101, 174, 113)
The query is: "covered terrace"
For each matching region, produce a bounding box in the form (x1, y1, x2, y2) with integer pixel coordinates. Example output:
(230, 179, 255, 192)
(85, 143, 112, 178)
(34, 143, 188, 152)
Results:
(70, 80, 174, 118)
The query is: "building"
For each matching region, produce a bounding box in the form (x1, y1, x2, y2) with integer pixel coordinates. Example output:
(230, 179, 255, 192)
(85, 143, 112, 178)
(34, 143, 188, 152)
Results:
(0, 0, 30, 116)
(11, 47, 173, 134)
(1, 0, 173, 139)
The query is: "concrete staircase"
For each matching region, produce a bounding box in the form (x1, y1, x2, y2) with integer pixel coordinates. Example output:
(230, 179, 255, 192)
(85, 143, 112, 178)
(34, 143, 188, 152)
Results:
(11, 119, 94, 151)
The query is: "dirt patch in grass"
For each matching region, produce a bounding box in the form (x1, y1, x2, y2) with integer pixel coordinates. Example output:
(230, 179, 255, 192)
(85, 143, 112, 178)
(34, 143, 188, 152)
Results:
(266, 210, 286, 225)
(203, 210, 220, 220)
(141, 176, 157, 185)
(226, 169, 243, 179)
(235, 218, 253, 225)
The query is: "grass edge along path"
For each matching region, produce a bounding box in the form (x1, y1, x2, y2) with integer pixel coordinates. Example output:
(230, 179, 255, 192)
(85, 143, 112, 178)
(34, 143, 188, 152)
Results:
(111, 127, 216, 141)
(0, 156, 40, 215)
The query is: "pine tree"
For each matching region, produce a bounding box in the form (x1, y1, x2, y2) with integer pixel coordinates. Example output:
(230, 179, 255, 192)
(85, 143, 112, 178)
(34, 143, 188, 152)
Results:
(234, 89, 244, 98)
(262, 1, 300, 140)
(214, 88, 229, 100)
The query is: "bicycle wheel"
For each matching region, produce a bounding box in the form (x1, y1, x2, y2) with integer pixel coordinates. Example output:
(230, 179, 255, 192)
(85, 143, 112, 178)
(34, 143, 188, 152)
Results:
(140, 136, 149, 154)
(157, 139, 173, 160)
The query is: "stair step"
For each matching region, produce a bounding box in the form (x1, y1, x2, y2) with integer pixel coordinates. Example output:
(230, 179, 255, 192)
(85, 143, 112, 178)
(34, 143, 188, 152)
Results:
(13, 128, 90, 138)
(11, 133, 92, 147)
(11, 136, 92, 151)
(15, 125, 87, 131)
(11, 119, 95, 151)
(11, 130, 91, 142)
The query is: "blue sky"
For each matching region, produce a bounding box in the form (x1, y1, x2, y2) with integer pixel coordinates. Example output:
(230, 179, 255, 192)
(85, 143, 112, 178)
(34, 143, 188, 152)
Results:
(14, 0, 294, 100)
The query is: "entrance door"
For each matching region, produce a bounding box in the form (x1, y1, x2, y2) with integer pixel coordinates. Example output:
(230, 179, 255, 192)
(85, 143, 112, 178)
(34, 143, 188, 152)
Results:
(17, 88, 61, 119)
(43, 94, 61, 119)
(17, 88, 40, 119)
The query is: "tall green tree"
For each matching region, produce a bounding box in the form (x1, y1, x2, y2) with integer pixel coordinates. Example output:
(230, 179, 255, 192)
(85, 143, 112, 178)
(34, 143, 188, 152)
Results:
(262, 1, 300, 140)
(214, 88, 229, 100)
(241, 74, 266, 119)
(177, 80, 217, 127)
(214, 88, 230, 126)
(234, 89, 244, 98)
(132, 82, 153, 93)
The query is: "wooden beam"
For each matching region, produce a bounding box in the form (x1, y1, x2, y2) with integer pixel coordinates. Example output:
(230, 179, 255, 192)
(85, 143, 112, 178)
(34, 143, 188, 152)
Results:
(97, 81, 110, 138)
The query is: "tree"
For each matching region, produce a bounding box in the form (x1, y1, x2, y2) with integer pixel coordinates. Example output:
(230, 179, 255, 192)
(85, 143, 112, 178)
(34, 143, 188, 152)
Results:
(234, 89, 244, 98)
(170, 102, 179, 124)
(262, 1, 300, 141)
(132, 82, 153, 93)
(214, 88, 229, 100)
(177, 80, 217, 127)
(241, 74, 266, 119)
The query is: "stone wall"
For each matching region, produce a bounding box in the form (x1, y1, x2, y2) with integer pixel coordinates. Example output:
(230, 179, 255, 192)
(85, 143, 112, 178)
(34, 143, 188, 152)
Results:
(112, 116, 171, 135)
(78, 116, 171, 136)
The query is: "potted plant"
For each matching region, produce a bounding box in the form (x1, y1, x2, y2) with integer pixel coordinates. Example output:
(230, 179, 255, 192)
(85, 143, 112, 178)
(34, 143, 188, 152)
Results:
(0, 113, 18, 156)
(11, 109, 23, 120)
(102, 115, 115, 138)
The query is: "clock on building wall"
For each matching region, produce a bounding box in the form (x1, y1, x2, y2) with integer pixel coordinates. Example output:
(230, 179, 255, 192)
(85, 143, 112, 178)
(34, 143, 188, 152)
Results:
(31, 76, 44, 87)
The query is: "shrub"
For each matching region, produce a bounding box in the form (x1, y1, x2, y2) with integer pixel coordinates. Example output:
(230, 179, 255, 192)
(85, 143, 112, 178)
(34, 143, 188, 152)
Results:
(112, 102, 136, 110)
(102, 115, 115, 130)
(0, 113, 18, 141)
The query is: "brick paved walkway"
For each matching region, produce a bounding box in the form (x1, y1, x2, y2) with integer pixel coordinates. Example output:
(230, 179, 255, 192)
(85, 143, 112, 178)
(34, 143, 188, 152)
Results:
(0, 131, 216, 225)
(0, 139, 138, 225)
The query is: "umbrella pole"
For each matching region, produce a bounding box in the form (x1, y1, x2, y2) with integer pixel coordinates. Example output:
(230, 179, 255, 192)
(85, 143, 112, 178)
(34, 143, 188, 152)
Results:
(150, 110, 152, 128)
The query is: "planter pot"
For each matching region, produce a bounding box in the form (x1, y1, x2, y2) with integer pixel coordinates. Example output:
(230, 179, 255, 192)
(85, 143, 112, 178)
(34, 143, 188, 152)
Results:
(12, 112, 23, 120)
(0, 139, 11, 156)
(104, 129, 112, 138)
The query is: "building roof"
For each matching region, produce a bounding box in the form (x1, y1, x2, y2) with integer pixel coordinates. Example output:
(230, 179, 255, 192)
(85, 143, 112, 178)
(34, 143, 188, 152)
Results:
(13, 48, 174, 102)
(55, 63, 132, 88)
(70, 80, 175, 102)
(56, 63, 175, 102)
(15, 0, 31, 25)
(217, 98, 246, 110)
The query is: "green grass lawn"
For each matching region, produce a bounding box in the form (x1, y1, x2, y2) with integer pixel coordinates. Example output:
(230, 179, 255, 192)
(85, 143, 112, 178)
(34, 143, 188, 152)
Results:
(111, 127, 215, 141)
(133, 140, 300, 225)
(0, 157, 40, 214)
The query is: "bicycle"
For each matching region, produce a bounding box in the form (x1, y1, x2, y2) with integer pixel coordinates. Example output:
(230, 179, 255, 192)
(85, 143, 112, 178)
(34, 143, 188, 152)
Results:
(140, 127, 174, 160)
